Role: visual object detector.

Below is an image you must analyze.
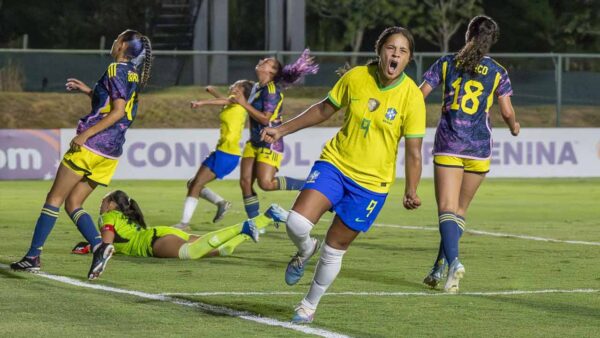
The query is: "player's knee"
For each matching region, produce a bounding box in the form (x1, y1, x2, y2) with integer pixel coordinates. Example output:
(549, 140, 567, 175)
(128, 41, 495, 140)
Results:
(286, 210, 313, 237)
(437, 203, 458, 214)
(325, 238, 351, 251)
(256, 177, 276, 191)
(45, 192, 64, 209)
(320, 243, 346, 264)
(239, 176, 252, 189)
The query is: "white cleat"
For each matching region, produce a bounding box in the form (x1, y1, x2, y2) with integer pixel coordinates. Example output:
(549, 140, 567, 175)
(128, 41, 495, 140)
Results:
(444, 259, 465, 293)
(291, 303, 316, 324)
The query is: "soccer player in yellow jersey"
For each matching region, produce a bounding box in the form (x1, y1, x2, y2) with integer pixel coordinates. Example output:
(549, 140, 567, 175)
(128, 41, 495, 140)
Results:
(82, 190, 288, 268)
(261, 27, 426, 323)
(173, 80, 253, 229)
(10, 30, 153, 280)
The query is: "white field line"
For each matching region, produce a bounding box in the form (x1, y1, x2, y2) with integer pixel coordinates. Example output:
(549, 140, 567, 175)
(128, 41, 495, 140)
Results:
(375, 223, 600, 246)
(160, 289, 600, 297)
(319, 218, 600, 246)
(0, 264, 349, 338)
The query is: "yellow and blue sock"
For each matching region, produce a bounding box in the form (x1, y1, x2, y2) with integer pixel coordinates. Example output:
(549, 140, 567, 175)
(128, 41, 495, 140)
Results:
(439, 212, 463, 264)
(434, 215, 465, 266)
(26, 203, 59, 257)
(243, 194, 260, 218)
(276, 176, 305, 190)
(69, 208, 102, 249)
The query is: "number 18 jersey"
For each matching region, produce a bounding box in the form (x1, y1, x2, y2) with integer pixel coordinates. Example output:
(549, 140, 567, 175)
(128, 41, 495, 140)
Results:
(423, 55, 513, 159)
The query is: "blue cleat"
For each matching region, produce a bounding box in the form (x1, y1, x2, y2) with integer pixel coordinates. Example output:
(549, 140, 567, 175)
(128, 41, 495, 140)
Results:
(423, 259, 447, 288)
(241, 219, 260, 243)
(291, 303, 315, 324)
(264, 204, 289, 229)
(285, 238, 320, 286)
(444, 259, 465, 293)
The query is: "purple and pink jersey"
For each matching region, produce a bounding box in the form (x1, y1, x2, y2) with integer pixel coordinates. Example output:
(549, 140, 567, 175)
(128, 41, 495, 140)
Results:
(76, 62, 140, 158)
(247, 81, 284, 152)
(423, 55, 512, 159)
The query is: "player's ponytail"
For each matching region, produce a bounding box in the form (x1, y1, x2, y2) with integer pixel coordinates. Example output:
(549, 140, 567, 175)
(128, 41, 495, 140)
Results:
(138, 35, 153, 90)
(275, 49, 319, 89)
(125, 198, 147, 229)
(108, 190, 147, 229)
(456, 15, 499, 76)
(118, 29, 153, 90)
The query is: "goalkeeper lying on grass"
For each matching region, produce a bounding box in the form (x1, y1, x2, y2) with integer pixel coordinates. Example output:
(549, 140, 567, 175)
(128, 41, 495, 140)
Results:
(74, 190, 288, 278)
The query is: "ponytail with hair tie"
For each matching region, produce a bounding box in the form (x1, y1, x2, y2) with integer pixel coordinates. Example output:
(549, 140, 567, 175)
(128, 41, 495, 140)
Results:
(276, 49, 319, 89)
(138, 35, 153, 90)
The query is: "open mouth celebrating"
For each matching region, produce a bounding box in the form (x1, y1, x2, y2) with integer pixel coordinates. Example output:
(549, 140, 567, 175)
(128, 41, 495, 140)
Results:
(388, 60, 398, 74)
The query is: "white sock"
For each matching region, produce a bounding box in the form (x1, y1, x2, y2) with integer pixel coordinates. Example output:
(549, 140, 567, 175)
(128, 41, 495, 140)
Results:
(199, 187, 224, 205)
(303, 243, 346, 309)
(180, 197, 199, 224)
(286, 210, 315, 257)
(178, 243, 191, 259)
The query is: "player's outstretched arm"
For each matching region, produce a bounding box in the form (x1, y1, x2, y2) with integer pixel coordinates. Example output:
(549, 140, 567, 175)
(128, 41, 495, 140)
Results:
(403, 137, 423, 210)
(191, 98, 230, 108)
(261, 98, 337, 144)
(498, 95, 520, 136)
(205, 85, 225, 99)
(65, 78, 93, 98)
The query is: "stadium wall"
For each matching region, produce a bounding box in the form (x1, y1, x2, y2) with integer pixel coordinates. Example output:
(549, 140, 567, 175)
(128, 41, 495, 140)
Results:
(1, 128, 599, 180)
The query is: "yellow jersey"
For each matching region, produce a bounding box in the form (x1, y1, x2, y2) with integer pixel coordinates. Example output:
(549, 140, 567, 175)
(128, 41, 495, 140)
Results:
(216, 103, 247, 155)
(321, 65, 426, 193)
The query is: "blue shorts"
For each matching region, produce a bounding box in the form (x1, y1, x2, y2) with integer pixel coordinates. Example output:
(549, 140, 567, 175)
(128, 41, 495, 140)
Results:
(303, 161, 387, 232)
(202, 150, 240, 179)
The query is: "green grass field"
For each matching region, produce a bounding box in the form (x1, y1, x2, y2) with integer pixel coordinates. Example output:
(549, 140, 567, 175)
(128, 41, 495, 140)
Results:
(1, 179, 599, 337)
